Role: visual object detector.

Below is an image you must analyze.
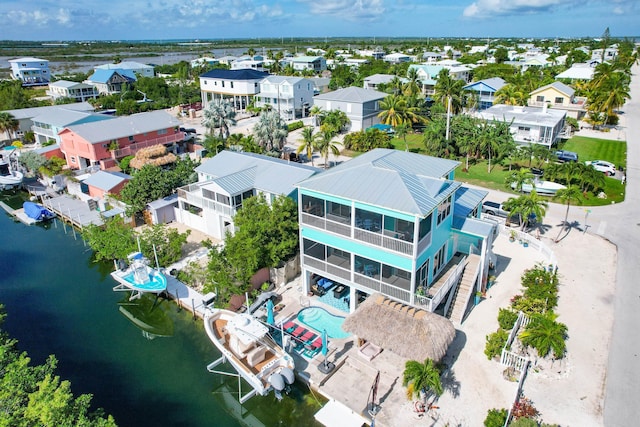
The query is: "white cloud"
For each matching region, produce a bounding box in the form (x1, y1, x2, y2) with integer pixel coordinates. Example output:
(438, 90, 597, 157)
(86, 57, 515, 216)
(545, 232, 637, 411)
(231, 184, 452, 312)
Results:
(463, 0, 571, 18)
(298, 0, 385, 20)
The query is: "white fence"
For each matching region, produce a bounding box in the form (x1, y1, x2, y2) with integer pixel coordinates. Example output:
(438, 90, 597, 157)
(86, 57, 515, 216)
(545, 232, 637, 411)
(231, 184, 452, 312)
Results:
(500, 311, 531, 371)
(497, 224, 558, 270)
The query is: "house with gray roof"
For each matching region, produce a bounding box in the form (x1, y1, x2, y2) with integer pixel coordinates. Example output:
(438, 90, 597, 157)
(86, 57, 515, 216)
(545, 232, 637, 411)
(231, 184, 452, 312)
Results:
(295, 148, 494, 322)
(81, 170, 131, 199)
(476, 104, 567, 147)
(285, 56, 327, 72)
(175, 150, 318, 240)
(312, 87, 388, 131)
(31, 108, 113, 145)
(255, 76, 315, 120)
(528, 81, 587, 119)
(85, 69, 137, 95)
(1, 103, 95, 141)
(363, 74, 407, 91)
(46, 80, 99, 102)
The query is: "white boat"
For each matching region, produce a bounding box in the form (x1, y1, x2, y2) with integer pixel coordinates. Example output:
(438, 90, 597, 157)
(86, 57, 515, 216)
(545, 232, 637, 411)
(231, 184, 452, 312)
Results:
(204, 309, 295, 403)
(0, 148, 23, 190)
(513, 179, 567, 195)
(111, 252, 167, 300)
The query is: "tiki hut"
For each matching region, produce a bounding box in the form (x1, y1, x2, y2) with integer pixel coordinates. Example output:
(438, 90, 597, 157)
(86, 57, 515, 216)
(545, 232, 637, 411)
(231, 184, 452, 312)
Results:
(129, 144, 177, 169)
(342, 294, 456, 362)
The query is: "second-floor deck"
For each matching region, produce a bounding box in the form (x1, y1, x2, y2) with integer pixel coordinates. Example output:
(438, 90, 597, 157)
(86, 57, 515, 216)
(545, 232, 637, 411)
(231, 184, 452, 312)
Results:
(111, 133, 184, 158)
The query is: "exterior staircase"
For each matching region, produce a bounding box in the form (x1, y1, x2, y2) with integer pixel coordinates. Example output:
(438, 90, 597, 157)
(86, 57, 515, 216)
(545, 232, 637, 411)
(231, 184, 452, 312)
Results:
(447, 254, 481, 325)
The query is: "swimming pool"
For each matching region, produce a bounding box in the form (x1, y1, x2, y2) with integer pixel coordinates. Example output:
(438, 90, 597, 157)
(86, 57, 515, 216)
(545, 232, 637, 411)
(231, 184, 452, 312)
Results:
(297, 307, 351, 339)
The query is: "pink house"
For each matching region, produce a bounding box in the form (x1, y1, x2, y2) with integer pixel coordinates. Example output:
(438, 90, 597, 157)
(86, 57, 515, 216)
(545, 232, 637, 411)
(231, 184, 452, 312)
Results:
(81, 171, 130, 199)
(59, 110, 184, 170)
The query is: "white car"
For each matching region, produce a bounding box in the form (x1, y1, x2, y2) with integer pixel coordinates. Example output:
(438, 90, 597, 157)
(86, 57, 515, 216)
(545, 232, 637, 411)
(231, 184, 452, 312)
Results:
(585, 160, 616, 176)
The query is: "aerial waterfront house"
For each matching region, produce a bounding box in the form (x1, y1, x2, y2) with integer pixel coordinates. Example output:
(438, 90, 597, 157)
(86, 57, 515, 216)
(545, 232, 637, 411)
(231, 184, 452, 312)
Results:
(58, 110, 184, 171)
(254, 76, 315, 121)
(8, 57, 50, 86)
(476, 104, 568, 148)
(296, 149, 495, 322)
(283, 56, 327, 72)
(85, 69, 137, 95)
(312, 87, 387, 132)
(1, 103, 95, 141)
(30, 108, 112, 146)
(46, 80, 100, 103)
(175, 151, 318, 241)
(199, 69, 269, 113)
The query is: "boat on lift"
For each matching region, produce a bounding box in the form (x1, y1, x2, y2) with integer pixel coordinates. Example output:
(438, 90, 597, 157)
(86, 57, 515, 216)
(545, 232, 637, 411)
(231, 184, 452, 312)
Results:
(111, 251, 167, 300)
(0, 147, 23, 190)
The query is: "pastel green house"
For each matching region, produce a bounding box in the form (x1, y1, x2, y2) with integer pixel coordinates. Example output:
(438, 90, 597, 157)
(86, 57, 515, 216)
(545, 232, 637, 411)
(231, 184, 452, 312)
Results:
(296, 149, 496, 323)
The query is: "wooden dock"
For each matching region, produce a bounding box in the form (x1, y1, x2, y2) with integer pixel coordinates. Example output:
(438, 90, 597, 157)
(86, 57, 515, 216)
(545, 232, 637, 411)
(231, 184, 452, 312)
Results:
(42, 195, 103, 228)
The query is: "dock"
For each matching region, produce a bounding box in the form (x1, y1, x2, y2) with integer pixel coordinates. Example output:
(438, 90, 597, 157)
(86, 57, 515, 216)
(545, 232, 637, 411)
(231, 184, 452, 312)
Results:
(0, 201, 38, 225)
(42, 194, 104, 228)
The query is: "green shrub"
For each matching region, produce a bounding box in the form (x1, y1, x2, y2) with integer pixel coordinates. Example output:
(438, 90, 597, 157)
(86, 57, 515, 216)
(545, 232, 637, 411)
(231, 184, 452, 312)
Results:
(510, 295, 548, 316)
(498, 308, 519, 330)
(520, 266, 559, 311)
(484, 329, 508, 360)
(510, 418, 539, 427)
(484, 408, 508, 427)
(287, 120, 304, 131)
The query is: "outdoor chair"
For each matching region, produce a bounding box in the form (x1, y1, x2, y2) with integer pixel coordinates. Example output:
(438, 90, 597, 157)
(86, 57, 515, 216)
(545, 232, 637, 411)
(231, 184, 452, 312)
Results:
(301, 331, 316, 343)
(291, 326, 306, 338)
(283, 321, 296, 333)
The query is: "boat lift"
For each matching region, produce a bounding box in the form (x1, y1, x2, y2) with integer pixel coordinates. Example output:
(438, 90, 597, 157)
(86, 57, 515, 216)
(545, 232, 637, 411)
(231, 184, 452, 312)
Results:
(207, 356, 259, 404)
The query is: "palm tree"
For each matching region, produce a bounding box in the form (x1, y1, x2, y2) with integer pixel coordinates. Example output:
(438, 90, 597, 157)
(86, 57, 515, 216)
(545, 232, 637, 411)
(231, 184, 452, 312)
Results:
(505, 169, 534, 193)
(252, 109, 289, 152)
(0, 112, 19, 143)
(477, 120, 500, 173)
(378, 95, 422, 128)
(309, 105, 323, 127)
(519, 311, 568, 359)
(296, 126, 317, 165)
(402, 358, 443, 402)
(503, 191, 548, 231)
(387, 76, 404, 95)
(494, 84, 526, 106)
(321, 110, 350, 135)
(433, 69, 465, 114)
(552, 185, 583, 242)
(315, 130, 341, 169)
(394, 123, 410, 152)
(202, 98, 237, 140)
(403, 68, 422, 97)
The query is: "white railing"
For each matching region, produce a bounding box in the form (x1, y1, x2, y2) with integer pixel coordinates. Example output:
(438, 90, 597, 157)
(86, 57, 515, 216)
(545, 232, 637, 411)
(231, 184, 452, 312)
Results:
(498, 224, 557, 270)
(112, 134, 183, 158)
(424, 256, 468, 312)
(500, 311, 531, 370)
(380, 282, 411, 304)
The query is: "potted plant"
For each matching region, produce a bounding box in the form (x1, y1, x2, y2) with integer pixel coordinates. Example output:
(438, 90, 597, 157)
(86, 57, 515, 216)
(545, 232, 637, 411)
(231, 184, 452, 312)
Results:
(474, 291, 483, 305)
(509, 230, 517, 242)
(487, 275, 496, 288)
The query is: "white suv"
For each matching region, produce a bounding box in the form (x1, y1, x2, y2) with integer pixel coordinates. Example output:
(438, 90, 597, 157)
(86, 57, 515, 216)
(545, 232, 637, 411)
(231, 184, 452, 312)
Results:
(585, 160, 616, 176)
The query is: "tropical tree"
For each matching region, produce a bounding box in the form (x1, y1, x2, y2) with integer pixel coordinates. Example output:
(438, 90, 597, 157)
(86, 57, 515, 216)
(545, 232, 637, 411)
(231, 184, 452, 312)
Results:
(477, 120, 501, 173)
(321, 109, 350, 135)
(552, 185, 583, 242)
(309, 105, 323, 127)
(202, 98, 237, 139)
(0, 112, 19, 143)
(505, 169, 534, 193)
(423, 118, 455, 158)
(403, 67, 422, 97)
(493, 84, 527, 106)
(378, 95, 423, 127)
(394, 122, 410, 152)
(315, 130, 341, 169)
(519, 311, 568, 359)
(503, 191, 548, 231)
(402, 358, 443, 401)
(433, 69, 465, 114)
(296, 126, 317, 165)
(252, 109, 289, 152)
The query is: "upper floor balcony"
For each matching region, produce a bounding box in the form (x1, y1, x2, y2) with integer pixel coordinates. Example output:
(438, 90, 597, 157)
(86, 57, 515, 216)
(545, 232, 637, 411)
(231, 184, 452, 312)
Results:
(111, 133, 184, 159)
(177, 182, 237, 217)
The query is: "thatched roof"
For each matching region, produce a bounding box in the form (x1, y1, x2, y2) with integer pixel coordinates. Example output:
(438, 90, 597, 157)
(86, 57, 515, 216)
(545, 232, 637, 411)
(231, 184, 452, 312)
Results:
(342, 294, 456, 362)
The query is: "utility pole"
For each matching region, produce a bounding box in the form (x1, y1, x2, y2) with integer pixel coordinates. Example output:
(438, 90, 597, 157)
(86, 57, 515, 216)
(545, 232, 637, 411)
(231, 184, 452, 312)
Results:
(445, 96, 452, 141)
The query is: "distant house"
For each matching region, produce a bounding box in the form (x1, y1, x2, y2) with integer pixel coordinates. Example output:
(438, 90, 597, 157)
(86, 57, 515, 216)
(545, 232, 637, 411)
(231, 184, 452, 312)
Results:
(95, 61, 155, 78)
(8, 57, 50, 85)
(309, 77, 331, 95)
(190, 57, 219, 68)
(286, 56, 327, 72)
(312, 87, 388, 132)
(422, 52, 443, 62)
(363, 74, 406, 91)
(255, 76, 315, 120)
(528, 82, 587, 119)
(31, 108, 113, 145)
(555, 63, 595, 81)
(1, 103, 95, 141)
(85, 69, 137, 95)
(47, 80, 99, 102)
(231, 58, 266, 71)
(175, 151, 318, 240)
(199, 68, 269, 112)
(476, 104, 567, 148)
(463, 77, 506, 111)
(81, 171, 131, 199)
(58, 110, 184, 170)
(383, 53, 411, 64)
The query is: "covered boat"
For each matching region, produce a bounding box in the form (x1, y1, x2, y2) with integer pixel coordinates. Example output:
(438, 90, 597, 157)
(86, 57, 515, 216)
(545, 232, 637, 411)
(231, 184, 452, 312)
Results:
(513, 178, 567, 195)
(23, 202, 55, 221)
(111, 252, 167, 300)
(204, 309, 295, 403)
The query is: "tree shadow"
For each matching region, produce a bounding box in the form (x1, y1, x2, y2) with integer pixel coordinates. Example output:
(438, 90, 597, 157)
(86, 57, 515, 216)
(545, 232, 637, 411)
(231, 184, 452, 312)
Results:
(554, 220, 582, 243)
(438, 330, 465, 398)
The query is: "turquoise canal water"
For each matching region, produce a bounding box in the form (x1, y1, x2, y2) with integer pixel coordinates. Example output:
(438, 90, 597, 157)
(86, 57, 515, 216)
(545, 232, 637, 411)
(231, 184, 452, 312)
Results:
(0, 192, 322, 427)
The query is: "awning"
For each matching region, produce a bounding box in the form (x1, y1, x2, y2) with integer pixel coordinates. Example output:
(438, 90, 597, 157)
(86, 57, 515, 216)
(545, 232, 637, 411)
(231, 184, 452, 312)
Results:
(314, 400, 368, 427)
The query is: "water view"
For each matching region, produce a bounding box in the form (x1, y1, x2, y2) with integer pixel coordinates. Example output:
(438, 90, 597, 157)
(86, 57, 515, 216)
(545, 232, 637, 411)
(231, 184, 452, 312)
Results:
(0, 192, 322, 427)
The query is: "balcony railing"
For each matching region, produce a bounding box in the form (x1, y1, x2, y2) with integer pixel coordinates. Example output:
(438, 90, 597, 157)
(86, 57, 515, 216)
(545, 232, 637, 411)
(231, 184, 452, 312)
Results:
(177, 187, 235, 217)
(302, 255, 351, 282)
(112, 133, 184, 158)
(31, 126, 56, 138)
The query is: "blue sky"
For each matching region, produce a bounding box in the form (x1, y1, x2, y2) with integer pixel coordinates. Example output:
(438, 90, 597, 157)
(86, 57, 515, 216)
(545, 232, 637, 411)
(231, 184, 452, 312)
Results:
(1, 0, 637, 41)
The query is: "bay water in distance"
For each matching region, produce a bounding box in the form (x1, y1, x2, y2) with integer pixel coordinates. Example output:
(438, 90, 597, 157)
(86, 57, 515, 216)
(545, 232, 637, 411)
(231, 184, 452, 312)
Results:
(0, 192, 322, 427)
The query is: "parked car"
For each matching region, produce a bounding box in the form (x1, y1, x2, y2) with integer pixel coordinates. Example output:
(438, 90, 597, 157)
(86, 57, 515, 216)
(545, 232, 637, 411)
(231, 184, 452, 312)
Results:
(585, 160, 616, 176)
(555, 150, 579, 163)
(482, 201, 536, 227)
(180, 127, 197, 134)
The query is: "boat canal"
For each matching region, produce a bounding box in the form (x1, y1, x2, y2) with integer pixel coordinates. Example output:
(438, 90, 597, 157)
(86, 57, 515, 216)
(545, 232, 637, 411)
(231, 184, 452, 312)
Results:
(0, 191, 323, 427)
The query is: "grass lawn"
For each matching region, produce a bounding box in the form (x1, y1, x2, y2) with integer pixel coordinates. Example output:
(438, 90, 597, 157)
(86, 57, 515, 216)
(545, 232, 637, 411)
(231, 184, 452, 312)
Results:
(389, 133, 426, 153)
(558, 136, 627, 169)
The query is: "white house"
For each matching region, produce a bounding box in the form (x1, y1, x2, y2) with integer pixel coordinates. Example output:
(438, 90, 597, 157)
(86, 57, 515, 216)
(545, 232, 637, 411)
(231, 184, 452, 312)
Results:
(95, 61, 155, 78)
(363, 74, 407, 91)
(9, 57, 50, 85)
(286, 56, 327, 72)
(312, 87, 388, 132)
(191, 57, 219, 68)
(175, 151, 318, 240)
(47, 80, 99, 102)
(199, 69, 269, 112)
(383, 53, 411, 64)
(254, 76, 315, 120)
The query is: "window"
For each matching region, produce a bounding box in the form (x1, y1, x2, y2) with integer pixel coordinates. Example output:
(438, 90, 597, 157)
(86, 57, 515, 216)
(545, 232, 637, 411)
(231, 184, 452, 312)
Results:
(216, 193, 230, 205)
(536, 95, 544, 102)
(554, 97, 564, 104)
(437, 196, 452, 225)
(230, 82, 234, 88)
(128, 136, 134, 141)
(221, 81, 225, 88)
(70, 156, 76, 163)
(158, 129, 167, 135)
(419, 214, 432, 240)
(433, 243, 446, 276)
(517, 126, 531, 132)
(417, 260, 429, 289)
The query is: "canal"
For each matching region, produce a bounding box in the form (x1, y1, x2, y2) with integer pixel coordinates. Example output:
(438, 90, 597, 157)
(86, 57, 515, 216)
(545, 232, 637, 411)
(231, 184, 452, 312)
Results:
(0, 192, 322, 427)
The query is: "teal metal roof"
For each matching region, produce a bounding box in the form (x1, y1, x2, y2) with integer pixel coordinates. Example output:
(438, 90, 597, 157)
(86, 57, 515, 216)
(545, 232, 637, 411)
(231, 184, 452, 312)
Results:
(297, 149, 461, 217)
(452, 216, 494, 238)
(453, 186, 488, 218)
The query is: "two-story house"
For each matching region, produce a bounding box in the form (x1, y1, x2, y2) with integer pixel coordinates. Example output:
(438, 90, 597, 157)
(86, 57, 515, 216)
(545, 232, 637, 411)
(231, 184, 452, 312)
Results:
(296, 148, 494, 322)
(362, 74, 407, 91)
(383, 53, 412, 64)
(85, 69, 137, 95)
(31, 108, 113, 146)
(95, 61, 155, 78)
(254, 76, 315, 121)
(476, 104, 567, 148)
(463, 77, 507, 111)
(528, 82, 587, 119)
(175, 151, 318, 240)
(312, 87, 387, 132)
(200, 69, 269, 112)
(58, 110, 183, 170)
(286, 56, 327, 73)
(46, 80, 99, 102)
(9, 57, 50, 85)
(1, 103, 95, 141)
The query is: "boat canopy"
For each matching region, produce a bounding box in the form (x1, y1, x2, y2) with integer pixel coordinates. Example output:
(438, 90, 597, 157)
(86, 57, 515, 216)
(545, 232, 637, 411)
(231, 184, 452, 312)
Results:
(23, 202, 53, 220)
